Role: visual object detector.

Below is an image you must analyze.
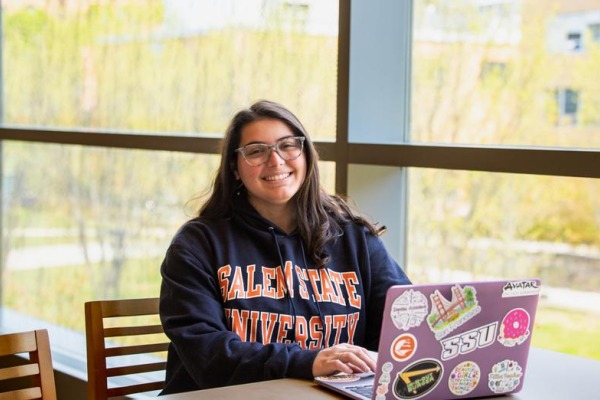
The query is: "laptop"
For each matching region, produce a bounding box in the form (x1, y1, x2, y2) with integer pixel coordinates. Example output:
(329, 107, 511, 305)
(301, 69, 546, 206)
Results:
(315, 279, 541, 400)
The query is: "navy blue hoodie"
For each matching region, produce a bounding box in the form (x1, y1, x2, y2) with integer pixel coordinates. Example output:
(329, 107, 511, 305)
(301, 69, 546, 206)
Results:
(159, 195, 411, 394)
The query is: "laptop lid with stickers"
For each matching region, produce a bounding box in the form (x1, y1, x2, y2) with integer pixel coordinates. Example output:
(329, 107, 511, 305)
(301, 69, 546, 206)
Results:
(315, 279, 541, 400)
(372, 279, 541, 400)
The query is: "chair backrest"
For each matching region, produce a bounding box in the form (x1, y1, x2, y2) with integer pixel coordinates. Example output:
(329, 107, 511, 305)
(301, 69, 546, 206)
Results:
(0, 329, 57, 400)
(84, 297, 169, 399)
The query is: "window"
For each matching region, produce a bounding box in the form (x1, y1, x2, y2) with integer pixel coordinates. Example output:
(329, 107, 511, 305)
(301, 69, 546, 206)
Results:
(555, 88, 580, 126)
(2, 0, 600, 374)
(3, 0, 338, 139)
(0, 0, 339, 373)
(590, 23, 600, 43)
(413, 1, 600, 148)
(567, 31, 583, 51)
(480, 62, 508, 81)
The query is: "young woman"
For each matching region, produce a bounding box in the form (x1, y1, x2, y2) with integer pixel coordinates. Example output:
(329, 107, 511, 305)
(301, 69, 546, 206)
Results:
(159, 100, 411, 394)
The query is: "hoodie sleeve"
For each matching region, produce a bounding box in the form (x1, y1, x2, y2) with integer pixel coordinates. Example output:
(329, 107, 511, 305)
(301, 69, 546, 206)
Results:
(159, 235, 319, 391)
(363, 232, 412, 350)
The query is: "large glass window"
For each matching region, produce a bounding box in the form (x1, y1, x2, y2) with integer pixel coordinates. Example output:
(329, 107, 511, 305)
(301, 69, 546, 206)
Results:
(1, 0, 339, 369)
(3, 0, 339, 139)
(411, 0, 600, 361)
(412, 0, 600, 147)
(2, 0, 600, 378)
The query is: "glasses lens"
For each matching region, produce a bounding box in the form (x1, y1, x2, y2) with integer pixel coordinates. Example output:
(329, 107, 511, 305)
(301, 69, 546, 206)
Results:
(276, 137, 303, 160)
(243, 145, 268, 161)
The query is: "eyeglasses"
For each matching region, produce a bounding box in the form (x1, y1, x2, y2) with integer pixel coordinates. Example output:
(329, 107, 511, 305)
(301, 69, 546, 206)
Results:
(235, 136, 306, 166)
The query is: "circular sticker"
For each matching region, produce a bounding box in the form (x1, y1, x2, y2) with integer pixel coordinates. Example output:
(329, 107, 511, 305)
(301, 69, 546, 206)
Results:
(448, 361, 480, 396)
(488, 359, 523, 394)
(391, 290, 429, 331)
(498, 308, 530, 347)
(391, 333, 418, 362)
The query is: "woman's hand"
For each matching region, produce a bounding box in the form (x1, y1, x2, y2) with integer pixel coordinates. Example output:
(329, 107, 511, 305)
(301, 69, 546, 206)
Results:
(312, 343, 377, 377)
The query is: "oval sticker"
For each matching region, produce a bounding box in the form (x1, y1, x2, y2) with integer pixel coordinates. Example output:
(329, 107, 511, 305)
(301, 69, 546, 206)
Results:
(393, 359, 443, 399)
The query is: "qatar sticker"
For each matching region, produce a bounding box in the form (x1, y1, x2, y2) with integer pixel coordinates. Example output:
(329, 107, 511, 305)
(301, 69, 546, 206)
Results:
(393, 359, 443, 399)
(502, 280, 541, 297)
(488, 359, 523, 394)
(391, 290, 429, 331)
(426, 285, 481, 340)
(497, 308, 531, 347)
(448, 361, 480, 396)
(391, 333, 418, 362)
(314, 372, 360, 383)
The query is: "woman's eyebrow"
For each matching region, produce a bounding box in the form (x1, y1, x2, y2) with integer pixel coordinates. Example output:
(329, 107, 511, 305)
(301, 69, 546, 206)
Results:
(240, 136, 295, 146)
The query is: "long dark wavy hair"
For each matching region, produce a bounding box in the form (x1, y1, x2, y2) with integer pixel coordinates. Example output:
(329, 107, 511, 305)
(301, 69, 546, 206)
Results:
(199, 100, 379, 269)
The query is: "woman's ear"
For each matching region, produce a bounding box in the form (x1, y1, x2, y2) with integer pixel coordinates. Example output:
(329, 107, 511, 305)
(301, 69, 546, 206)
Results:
(234, 170, 240, 180)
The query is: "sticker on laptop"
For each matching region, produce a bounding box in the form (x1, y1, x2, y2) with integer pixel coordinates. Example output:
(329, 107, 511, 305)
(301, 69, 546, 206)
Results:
(376, 362, 394, 400)
(440, 322, 497, 360)
(391, 289, 429, 331)
(502, 280, 541, 297)
(393, 359, 443, 399)
(497, 308, 531, 347)
(426, 285, 481, 340)
(391, 333, 418, 362)
(448, 361, 481, 396)
(488, 359, 523, 394)
(314, 372, 360, 383)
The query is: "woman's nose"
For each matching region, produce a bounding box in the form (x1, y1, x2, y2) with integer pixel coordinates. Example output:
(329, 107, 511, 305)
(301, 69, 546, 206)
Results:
(266, 147, 285, 166)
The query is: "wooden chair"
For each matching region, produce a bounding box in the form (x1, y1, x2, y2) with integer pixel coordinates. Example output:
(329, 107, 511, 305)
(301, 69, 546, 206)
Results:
(0, 329, 57, 400)
(84, 297, 169, 399)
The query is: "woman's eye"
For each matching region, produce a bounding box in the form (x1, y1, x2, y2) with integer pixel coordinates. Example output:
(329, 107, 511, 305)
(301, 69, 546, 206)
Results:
(246, 147, 266, 157)
(280, 141, 299, 150)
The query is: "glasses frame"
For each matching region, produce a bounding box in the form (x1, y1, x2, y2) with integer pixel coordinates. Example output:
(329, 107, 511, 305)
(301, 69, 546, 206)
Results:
(235, 136, 306, 166)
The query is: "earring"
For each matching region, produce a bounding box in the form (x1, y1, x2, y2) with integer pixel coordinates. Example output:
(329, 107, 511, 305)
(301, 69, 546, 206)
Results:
(235, 180, 244, 196)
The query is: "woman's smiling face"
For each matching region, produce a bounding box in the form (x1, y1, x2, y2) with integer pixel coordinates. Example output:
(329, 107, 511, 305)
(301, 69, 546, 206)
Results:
(236, 118, 307, 216)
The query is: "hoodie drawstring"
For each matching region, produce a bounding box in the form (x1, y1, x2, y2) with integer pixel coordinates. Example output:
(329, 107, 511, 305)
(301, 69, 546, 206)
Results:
(269, 227, 298, 342)
(299, 240, 326, 332)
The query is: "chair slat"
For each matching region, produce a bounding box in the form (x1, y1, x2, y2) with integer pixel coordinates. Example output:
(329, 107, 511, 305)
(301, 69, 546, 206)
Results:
(0, 332, 36, 356)
(107, 360, 167, 377)
(0, 387, 42, 400)
(0, 364, 40, 380)
(106, 380, 164, 397)
(105, 342, 169, 357)
(104, 324, 164, 337)
(100, 298, 160, 318)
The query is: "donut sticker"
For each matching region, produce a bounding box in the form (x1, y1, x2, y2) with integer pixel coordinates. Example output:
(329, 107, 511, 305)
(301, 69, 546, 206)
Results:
(488, 359, 523, 394)
(448, 361, 480, 396)
(391, 333, 418, 362)
(497, 308, 530, 347)
(391, 289, 429, 331)
(426, 285, 481, 340)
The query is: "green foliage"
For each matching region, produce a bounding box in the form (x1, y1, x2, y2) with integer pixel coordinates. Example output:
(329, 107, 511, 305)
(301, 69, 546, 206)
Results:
(532, 307, 600, 360)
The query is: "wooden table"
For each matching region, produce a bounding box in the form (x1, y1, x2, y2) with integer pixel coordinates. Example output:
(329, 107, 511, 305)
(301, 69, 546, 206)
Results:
(160, 348, 600, 399)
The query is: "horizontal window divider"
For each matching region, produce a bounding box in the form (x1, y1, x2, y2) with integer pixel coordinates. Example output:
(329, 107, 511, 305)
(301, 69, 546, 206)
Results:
(1, 127, 599, 179)
(348, 143, 600, 179)
(0, 126, 222, 154)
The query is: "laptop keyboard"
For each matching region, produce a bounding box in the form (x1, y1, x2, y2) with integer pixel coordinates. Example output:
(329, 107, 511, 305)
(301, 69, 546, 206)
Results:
(347, 384, 374, 398)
